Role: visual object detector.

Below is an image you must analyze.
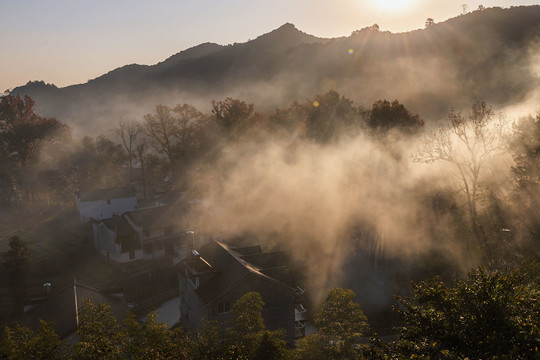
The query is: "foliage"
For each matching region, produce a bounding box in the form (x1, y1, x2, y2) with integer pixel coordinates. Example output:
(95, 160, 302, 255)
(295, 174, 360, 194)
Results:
(226, 291, 266, 355)
(394, 268, 540, 359)
(253, 329, 291, 360)
(226, 292, 290, 359)
(0, 94, 67, 167)
(368, 99, 424, 135)
(304, 90, 363, 143)
(508, 113, 540, 242)
(3, 235, 31, 319)
(72, 300, 125, 360)
(0, 321, 66, 360)
(307, 288, 369, 359)
(192, 320, 223, 360)
(123, 312, 193, 360)
(144, 103, 209, 178)
(314, 288, 369, 343)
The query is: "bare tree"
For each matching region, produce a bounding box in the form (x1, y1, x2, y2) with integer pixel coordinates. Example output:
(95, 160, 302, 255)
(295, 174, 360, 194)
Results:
(144, 105, 176, 167)
(143, 103, 209, 180)
(115, 120, 141, 183)
(415, 102, 504, 253)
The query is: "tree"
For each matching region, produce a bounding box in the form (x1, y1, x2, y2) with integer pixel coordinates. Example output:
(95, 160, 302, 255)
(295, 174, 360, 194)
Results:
(144, 105, 177, 167)
(3, 235, 31, 320)
(508, 113, 540, 241)
(72, 300, 125, 360)
(211, 97, 256, 135)
(226, 291, 265, 345)
(415, 102, 504, 255)
(0, 94, 67, 168)
(393, 268, 540, 359)
(0, 95, 67, 202)
(144, 103, 208, 178)
(253, 330, 290, 360)
(305, 288, 369, 358)
(115, 120, 141, 183)
(425, 18, 435, 28)
(304, 90, 362, 143)
(368, 99, 424, 135)
(314, 288, 369, 343)
(123, 312, 193, 360)
(225, 292, 289, 359)
(0, 321, 66, 360)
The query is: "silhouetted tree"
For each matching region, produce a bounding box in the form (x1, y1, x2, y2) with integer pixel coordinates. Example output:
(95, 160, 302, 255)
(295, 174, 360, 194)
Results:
(368, 99, 424, 134)
(115, 120, 141, 183)
(3, 235, 30, 320)
(415, 102, 504, 257)
(425, 18, 435, 28)
(211, 97, 256, 135)
(508, 113, 540, 244)
(144, 105, 177, 167)
(304, 90, 362, 143)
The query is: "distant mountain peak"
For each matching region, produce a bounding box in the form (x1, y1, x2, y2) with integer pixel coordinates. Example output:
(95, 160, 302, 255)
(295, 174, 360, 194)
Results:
(248, 22, 326, 52)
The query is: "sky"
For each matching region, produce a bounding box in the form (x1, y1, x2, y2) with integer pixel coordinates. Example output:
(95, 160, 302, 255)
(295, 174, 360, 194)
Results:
(1, 0, 538, 92)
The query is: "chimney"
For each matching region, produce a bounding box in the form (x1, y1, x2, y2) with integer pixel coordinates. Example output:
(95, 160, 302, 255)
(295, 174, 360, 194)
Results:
(187, 231, 195, 254)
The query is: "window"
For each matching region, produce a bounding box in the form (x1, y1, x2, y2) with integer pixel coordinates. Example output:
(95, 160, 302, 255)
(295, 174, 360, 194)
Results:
(129, 250, 135, 260)
(107, 199, 111, 205)
(218, 300, 231, 313)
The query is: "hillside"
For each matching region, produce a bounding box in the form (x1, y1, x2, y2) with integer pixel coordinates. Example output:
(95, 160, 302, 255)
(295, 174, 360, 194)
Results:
(11, 6, 540, 134)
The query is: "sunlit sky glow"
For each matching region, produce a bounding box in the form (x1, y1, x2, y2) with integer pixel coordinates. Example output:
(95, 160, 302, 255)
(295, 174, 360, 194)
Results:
(1, 0, 538, 92)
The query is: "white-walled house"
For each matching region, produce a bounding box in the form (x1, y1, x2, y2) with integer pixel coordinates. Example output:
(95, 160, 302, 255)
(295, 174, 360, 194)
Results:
(92, 204, 194, 264)
(76, 187, 137, 222)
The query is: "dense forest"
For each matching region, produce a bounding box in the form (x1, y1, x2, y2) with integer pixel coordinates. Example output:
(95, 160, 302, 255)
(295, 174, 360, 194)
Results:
(2, 4, 540, 360)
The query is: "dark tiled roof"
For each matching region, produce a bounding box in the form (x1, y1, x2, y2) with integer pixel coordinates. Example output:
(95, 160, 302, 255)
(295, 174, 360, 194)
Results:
(192, 241, 295, 305)
(102, 215, 133, 236)
(239, 252, 288, 269)
(22, 281, 126, 338)
(78, 186, 135, 202)
(125, 204, 189, 230)
(232, 245, 263, 256)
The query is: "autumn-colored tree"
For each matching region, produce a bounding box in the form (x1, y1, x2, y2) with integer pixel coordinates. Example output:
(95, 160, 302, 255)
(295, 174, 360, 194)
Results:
(0, 94, 67, 167)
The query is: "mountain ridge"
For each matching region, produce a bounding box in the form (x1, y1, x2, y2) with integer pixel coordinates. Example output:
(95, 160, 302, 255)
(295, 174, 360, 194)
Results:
(11, 6, 540, 134)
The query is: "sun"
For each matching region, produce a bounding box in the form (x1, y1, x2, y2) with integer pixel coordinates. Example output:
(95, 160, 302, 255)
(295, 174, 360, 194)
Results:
(370, 0, 413, 11)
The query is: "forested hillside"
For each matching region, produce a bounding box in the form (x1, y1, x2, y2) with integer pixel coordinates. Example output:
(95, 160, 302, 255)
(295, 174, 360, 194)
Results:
(10, 6, 540, 134)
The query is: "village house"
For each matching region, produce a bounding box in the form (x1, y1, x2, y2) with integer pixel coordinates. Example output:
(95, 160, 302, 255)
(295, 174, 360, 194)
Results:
(178, 239, 307, 344)
(22, 280, 126, 339)
(92, 204, 194, 264)
(76, 186, 137, 222)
